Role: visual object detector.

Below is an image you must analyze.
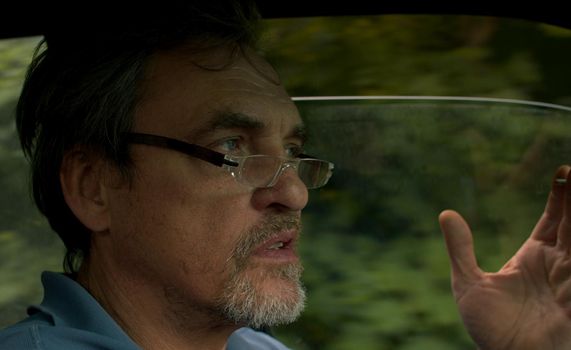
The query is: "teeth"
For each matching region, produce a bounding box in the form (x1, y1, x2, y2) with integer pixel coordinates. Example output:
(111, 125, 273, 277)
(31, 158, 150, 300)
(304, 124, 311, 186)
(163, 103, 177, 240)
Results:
(268, 241, 285, 250)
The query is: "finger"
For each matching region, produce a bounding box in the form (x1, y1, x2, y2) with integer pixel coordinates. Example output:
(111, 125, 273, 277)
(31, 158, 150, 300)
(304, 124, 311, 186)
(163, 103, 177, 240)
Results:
(557, 167, 571, 249)
(439, 210, 483, 287)
(531, 165, 570, 243)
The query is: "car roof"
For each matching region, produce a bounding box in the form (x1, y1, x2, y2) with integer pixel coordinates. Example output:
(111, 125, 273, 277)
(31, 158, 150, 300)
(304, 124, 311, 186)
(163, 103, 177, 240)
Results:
(1, 1, 570, 40)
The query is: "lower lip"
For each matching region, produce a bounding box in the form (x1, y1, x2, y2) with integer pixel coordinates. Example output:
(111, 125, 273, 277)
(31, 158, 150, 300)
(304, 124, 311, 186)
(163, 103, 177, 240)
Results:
(252, 244, 299, 263)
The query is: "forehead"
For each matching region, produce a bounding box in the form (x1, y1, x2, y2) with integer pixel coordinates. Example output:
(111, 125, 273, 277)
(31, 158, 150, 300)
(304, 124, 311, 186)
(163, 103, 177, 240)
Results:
(134, 45, 302, 138)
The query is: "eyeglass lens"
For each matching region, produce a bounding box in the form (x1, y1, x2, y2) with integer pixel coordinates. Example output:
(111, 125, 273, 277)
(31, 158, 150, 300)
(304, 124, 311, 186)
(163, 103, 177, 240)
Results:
(239, 156, 331, 189)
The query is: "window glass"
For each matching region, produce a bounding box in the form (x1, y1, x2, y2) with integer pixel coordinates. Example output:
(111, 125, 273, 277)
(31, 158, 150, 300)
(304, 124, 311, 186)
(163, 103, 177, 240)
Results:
(278, 97, 571, 349)
(1, 14, 571, 349)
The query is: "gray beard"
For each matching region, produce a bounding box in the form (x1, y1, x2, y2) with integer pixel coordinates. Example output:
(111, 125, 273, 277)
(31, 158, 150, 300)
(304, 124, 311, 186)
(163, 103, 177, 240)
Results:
(163, 214, 306, 331)
(214, 214, 306, 328)
(215, 260, 306, 329)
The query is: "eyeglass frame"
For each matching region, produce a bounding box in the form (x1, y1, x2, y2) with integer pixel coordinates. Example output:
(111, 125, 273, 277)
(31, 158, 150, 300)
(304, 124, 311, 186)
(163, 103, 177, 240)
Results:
(122, 132, 334, 189)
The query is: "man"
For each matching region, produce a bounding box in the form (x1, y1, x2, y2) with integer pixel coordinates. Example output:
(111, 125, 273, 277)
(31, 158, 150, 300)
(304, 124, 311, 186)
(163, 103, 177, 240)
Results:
(2, 1, 315, 349)
(1, 1, 571, 349)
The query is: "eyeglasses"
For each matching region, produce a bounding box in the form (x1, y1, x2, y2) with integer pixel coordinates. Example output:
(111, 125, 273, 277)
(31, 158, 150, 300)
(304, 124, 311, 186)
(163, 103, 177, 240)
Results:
(123, 132, 334, 189)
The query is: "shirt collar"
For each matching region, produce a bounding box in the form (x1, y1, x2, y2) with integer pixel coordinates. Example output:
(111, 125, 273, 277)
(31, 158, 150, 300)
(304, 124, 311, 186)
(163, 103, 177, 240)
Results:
(28, 271, 139, 347)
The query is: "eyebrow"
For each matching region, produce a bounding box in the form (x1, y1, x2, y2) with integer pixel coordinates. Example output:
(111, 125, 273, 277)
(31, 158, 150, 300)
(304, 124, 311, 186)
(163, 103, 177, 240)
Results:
(194, 111, 308, 144)
(208, 112, 265, 131)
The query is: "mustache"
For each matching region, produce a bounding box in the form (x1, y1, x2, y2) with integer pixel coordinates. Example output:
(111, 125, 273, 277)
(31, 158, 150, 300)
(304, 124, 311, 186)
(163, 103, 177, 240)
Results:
(230, 214, 302, 266)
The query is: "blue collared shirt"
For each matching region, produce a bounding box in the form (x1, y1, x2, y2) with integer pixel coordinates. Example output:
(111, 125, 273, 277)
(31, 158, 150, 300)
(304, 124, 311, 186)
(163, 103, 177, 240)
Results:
(0, 272, 290, 349)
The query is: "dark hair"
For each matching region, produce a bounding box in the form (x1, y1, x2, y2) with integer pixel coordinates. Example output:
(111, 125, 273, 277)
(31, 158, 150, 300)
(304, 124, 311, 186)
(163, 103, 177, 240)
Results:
(16, 0, 261, 273)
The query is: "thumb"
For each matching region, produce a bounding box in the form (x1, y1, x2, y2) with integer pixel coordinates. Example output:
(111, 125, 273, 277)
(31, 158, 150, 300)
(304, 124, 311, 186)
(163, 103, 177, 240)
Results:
(439, 210, 483, 290)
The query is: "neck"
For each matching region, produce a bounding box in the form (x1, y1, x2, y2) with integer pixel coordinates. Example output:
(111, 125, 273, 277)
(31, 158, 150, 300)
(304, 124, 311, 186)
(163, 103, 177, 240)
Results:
(76, 254, 240, 350)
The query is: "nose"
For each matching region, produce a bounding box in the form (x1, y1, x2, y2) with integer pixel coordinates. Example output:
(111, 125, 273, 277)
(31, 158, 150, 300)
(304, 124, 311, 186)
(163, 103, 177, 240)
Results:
(251, 167, 309, 212)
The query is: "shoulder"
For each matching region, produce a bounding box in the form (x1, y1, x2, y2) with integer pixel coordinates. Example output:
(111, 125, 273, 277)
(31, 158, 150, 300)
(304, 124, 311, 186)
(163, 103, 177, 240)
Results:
(227, 327, 292, 350)
(0, 317, 140, 350)
(0, 318, 47, 350)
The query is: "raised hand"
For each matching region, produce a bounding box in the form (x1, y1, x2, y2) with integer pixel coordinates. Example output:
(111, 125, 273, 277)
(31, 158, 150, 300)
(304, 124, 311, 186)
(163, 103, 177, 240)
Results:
(439, 165, 571, 350)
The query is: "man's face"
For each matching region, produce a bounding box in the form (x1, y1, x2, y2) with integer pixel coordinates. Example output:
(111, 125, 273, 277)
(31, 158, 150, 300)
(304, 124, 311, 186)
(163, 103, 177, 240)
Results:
(102, 46, 309, 328)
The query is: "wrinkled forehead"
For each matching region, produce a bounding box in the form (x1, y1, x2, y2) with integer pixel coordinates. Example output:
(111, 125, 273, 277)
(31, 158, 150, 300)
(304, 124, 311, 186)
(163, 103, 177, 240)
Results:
(135, 44, 301, 136)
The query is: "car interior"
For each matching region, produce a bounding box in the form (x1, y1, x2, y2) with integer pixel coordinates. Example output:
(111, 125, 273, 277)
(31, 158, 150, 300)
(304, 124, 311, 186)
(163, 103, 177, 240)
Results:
(1, 2, 571, 349)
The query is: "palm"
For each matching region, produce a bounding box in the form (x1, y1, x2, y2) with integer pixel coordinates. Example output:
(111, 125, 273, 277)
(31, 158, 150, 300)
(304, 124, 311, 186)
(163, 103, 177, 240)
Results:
(440, 165, 571, 350)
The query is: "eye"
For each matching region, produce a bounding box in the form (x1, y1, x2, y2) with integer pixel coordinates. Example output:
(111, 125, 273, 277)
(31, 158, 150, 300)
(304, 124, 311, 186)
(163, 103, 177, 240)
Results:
(286, 144, 304, 158)
(214, 137, 246, 155)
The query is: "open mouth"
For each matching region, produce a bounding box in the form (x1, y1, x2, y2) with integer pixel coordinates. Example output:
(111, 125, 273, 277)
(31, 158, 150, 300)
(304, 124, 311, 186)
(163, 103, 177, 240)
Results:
(266, 239, 293, 250)
(252, 233, 298, 262)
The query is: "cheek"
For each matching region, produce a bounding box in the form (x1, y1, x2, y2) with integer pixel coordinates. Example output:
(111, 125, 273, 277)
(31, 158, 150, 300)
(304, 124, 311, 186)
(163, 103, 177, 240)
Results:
(106, 166, 256, 298)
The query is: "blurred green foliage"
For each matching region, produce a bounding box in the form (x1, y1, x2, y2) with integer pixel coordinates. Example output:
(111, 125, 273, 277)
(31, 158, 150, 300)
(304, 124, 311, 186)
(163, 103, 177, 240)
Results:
(273, 99, 571, 349)
(260, 15, 571, 349)
(0, 37, 64, 326)
(1, 14, 571, 350)
(261, 15, 571, 104)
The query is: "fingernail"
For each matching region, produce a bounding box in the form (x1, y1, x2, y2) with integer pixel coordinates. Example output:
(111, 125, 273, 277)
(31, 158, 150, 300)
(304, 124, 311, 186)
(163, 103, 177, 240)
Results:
(554, 165, 571, 184)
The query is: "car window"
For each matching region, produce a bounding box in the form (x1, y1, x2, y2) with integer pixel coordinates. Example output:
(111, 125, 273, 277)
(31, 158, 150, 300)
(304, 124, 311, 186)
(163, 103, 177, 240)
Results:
(2, 14, 571, 349)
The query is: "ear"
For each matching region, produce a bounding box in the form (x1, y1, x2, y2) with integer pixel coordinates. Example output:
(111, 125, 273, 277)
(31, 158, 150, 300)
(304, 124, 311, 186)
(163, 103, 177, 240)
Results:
(60, 148, 111, 233)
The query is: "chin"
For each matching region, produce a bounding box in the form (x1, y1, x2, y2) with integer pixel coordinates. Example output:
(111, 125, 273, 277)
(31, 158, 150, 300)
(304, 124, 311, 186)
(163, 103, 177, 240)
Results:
(217, 262, 306, 328)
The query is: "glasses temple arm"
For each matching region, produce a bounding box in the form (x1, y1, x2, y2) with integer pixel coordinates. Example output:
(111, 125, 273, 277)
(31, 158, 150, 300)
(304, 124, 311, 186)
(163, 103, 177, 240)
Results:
(124, 133, 238, 167)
